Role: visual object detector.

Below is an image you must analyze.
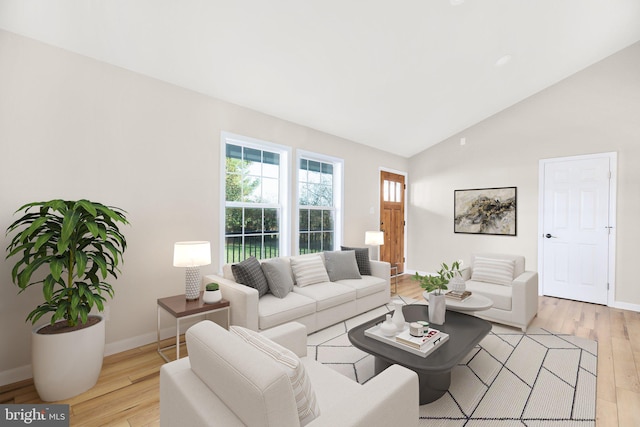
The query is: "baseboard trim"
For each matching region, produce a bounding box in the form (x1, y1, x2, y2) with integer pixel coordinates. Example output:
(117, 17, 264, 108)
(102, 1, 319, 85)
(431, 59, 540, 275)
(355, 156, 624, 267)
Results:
(612, 300, 640, 313)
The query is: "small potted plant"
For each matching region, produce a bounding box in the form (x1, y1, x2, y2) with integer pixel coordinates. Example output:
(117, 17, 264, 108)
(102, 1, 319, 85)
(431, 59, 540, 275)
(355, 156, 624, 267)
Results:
(412, 261, 462, 324)
(203, 282, 222, 304)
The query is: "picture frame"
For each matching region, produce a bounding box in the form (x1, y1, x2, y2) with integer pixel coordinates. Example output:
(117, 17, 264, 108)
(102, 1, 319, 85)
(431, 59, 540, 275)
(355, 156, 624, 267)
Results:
(454, 187, 517, 236)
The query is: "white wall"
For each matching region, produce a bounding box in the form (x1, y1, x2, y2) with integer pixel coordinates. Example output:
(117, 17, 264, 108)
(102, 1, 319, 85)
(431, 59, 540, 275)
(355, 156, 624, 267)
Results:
(0, 30, 409, 383)
(408, 42, 640, 309)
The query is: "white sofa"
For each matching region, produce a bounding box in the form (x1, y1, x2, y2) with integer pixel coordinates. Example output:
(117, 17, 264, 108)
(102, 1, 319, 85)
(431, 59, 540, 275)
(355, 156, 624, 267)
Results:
(204, 253, 391, 333)
(461, 253, 539, 332)
(160, 321, 419, 427)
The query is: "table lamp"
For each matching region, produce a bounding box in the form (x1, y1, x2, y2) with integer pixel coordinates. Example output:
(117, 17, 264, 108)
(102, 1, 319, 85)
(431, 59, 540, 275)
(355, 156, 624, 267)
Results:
(173, 241, 211, 300)
(364, 231, 384, 260)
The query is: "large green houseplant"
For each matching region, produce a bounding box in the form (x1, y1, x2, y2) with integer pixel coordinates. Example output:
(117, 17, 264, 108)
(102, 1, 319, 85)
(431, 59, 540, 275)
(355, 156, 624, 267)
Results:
(5, 199, 128, 401)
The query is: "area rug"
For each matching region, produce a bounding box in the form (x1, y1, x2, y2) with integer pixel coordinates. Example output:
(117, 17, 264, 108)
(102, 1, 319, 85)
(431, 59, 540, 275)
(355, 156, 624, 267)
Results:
(308, 300, 597, 426)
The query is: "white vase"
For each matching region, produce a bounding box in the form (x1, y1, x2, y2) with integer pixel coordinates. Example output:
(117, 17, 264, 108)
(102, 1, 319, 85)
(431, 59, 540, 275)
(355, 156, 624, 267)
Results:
(203, 289, 222, 304)
(449, 276, 466, 293)
(31, 315, 105, 401)
(392, 302, 406, 331)
(428, 293, 446, 325)
(379, 314, 397, 336)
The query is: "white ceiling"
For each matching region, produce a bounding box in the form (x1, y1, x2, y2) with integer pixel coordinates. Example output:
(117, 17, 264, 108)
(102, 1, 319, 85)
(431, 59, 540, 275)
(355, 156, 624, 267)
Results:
(1, 0, 640, 157)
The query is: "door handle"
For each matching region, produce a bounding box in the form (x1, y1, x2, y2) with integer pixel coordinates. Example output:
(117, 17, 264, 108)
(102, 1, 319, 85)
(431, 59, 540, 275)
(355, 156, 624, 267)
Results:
(545, 233, 557, 239)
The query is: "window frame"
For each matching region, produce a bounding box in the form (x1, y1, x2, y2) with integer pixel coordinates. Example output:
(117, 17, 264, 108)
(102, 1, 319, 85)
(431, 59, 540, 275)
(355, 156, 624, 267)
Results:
(220, 131, 291, 267)
(295, 150, 344, 255)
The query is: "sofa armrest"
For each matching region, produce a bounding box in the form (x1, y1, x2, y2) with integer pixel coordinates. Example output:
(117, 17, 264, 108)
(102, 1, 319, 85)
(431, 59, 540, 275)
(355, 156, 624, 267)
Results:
(259, 322, 308, 358)
(369, 260, 391, 282)
(203, 274, 259, 330)
(511, 270, 539, 330)
(307, 364, 418, 427)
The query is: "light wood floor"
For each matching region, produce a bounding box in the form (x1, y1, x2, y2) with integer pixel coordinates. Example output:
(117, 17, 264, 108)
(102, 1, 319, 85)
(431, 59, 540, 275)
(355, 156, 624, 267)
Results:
(1, 275, 639, 426)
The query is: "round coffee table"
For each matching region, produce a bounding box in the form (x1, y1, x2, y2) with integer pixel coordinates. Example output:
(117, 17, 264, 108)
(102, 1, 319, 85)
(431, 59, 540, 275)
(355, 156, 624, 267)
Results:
(422, 291, 493, 312)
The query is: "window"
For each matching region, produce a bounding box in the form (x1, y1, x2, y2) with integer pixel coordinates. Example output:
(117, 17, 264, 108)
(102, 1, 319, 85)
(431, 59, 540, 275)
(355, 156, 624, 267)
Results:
(297, 152, 343, 254)
(222, 133, 289, 264)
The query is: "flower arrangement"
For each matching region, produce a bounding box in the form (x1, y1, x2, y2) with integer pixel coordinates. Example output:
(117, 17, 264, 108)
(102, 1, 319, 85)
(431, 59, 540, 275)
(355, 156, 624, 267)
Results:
(412, 260, 463, 295)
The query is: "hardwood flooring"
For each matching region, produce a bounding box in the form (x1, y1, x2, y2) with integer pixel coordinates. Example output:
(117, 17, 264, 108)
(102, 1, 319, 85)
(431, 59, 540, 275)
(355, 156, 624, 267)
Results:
(1, 275, 639, 426)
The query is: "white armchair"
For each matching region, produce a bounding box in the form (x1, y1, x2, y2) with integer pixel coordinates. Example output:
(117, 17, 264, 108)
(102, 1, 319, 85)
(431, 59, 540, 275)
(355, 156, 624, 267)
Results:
(160, 321, 419, 427)
(461, 253, 538, 332)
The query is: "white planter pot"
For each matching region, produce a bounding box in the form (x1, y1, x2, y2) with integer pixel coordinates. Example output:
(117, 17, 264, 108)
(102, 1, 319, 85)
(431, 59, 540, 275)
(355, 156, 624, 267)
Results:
(203, 290, 222, 304)
(428, 293, 446, 325)
(32, 315, 105, 401)
(449, 276, 466, 293)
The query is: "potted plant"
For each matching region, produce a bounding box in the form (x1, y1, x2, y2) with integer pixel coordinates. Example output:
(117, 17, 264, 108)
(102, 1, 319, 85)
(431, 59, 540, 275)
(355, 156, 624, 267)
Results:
(412, 261, 462, 325)
(203, 282, 222, 304)
(5, 199, 128, 401)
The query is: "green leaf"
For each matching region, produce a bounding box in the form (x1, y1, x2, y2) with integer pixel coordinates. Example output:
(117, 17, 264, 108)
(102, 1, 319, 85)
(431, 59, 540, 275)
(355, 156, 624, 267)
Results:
(75, 250, 88, 279)
(86, 221, 100, 238)
(43, 275, 55, 301)
(59, 210, 81, 253)
(49, 258, 64, 281)
(75, 200, 98, 217)
(33, 232, 55, 252)
(92, 254, 108, 279)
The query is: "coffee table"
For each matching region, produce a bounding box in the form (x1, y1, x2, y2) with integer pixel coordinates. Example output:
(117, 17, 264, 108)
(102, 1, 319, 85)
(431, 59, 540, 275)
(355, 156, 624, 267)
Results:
(348, 304, 491, 404)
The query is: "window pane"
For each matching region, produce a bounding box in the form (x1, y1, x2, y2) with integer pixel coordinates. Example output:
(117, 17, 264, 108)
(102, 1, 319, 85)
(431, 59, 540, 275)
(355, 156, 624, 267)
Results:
(226, 144, 242, 160)
(319, 184, 332, 206)
(321, 163, 333, 175)
(264, 208, 279, 233)
(396, 182, 402, 202)
(299, 209, 309, 231)
(383, 180, 389, 202)
(262, 177, 279, 203)
(225, 236, 243, 263)
(243, 178, 262, 203)
(299, 233, 309, 254)
(322, 210, 334, 231)
(309, 210, 322, 231)
(244, 208, 262, 234)
(264, 234, 279, 258)
(244, 235, 262, 259)
(309, 232, 322, 253)
(299, 183, 309, 205)
(225, 208, 243, 234)
(263, 151, 279, 166)
(263, 162, 279, 179)
(322, 232, 333, 251)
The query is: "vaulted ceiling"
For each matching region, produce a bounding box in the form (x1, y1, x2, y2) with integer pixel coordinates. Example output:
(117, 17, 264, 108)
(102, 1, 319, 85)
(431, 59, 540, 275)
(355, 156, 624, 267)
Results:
(1, 0, 639, 157)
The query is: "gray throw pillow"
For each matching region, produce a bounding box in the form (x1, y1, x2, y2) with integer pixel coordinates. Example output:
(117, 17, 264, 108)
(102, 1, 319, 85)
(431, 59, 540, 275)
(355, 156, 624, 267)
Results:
(324, 250, 362, 281)
(340, 246, 372, 275)
(261, 259, 295, 298)
(231, 256, 269, 297)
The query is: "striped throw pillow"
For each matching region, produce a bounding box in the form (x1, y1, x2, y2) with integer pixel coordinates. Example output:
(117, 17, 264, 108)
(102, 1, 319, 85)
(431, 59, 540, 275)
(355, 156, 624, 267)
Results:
(471, 257, 515, 286)
(231, 326, 320, 426)
(290, 255, 330, 287)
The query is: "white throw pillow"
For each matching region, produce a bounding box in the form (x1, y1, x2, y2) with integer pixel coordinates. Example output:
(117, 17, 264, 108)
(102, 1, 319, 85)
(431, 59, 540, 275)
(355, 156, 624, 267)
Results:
(471, 257, 516, 286)
(231, 326, 320, 426)
(290, 255, 330, 287)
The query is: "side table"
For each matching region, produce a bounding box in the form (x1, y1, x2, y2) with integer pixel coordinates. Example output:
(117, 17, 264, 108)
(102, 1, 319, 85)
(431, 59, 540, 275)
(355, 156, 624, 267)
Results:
(157, 292, 230, 362)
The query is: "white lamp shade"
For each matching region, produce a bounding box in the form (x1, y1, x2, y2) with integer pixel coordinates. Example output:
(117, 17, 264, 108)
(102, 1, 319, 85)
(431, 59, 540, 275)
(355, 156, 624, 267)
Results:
(173, 241, 211, 267)
(364, 231, 384, 246)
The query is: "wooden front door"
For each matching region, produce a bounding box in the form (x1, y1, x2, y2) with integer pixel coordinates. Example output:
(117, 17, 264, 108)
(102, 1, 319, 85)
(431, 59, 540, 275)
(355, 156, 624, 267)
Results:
(380, 171, 405, 273)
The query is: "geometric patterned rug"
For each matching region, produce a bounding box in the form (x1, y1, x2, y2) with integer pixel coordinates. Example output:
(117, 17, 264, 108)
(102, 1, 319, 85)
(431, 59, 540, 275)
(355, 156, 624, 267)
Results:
(308, 299, 597, 426)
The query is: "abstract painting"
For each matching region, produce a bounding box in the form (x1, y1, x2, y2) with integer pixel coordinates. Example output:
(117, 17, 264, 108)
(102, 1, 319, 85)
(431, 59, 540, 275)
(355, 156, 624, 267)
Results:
(454, 187, 517, 235)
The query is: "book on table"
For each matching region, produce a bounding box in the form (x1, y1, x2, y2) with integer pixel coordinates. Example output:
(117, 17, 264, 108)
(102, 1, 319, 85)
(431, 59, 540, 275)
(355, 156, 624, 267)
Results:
(395, 328, 443, 349)
(445, 290, 472, 301)
(364, 322, 449, 358)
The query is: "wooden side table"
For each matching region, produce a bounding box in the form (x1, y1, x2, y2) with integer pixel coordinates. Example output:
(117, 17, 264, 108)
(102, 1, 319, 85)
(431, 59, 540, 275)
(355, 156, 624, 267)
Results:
(157, 292, 230, 362)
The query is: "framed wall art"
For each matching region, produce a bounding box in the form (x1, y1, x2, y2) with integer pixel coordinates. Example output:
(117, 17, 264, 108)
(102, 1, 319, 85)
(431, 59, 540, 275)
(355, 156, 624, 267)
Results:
(454, 187, 517, 236)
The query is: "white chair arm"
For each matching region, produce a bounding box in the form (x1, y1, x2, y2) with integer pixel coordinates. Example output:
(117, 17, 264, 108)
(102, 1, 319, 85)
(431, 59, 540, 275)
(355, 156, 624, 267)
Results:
(259, 322, 308, 358)
(306, 365, 419, 427)
(510, 271, 539, 330)
(203, 274, 259, 330)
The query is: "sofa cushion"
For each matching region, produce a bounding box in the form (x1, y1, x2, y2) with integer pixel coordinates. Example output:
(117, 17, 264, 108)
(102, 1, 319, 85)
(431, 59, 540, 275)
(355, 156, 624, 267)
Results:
(336, 275, 387, 299)
(341, 246, 372, 275)
(186, 321, 300, 427)
(259, 292, 317, 330)
(232, 256, 270, 297)
(290, 255, 330, 287)
(292, 282, 356, 311)
(231, 326, 321, 426)
(471, 256, 515, 286)
(465, 280, 513, 311)
(262, 258, 295, 298)
(324, 250, 361, 281)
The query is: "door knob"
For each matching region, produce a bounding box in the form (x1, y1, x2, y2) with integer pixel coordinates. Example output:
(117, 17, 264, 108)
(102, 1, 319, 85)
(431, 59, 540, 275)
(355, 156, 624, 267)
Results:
(545, 233, 557, 239)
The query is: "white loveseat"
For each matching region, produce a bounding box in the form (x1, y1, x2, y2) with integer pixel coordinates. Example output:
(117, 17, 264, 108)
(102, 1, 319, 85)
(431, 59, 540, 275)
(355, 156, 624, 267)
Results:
(461, 253, 539, 331)
(204, 252, 391, 333)
(160, 321, 419, 427)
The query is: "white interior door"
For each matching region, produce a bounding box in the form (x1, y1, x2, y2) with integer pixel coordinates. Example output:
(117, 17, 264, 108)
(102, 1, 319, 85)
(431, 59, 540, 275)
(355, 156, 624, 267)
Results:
(540, 154, 615, 305)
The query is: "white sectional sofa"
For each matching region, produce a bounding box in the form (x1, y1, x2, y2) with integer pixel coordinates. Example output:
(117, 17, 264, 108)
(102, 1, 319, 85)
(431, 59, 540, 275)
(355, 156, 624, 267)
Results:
(203, 251, 391, 333)
(160, 321, 419, 427)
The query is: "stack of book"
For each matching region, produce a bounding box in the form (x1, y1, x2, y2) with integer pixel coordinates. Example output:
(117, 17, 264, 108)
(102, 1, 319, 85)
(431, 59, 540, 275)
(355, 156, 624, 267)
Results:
(396, 328, 445, 350)
(445, 290, 472, 301)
